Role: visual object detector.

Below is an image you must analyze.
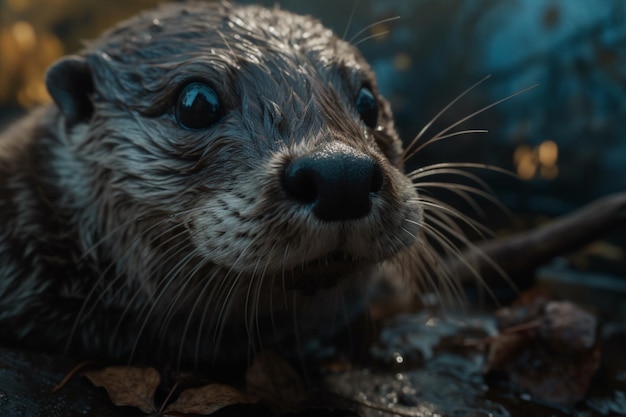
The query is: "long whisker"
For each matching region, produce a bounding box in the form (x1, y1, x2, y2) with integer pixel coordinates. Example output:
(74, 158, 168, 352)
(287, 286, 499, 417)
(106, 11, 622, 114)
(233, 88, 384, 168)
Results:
(184, 262, 238, 367)
(176, 255, 221, 367)
(188, 263, 231, 366)
(414, 221, 470, 306)
(158, 247, 206, 329)
(70, 210, 194, 330)
(347, 16, 400, 45)
(403, 75, 492, 159)
(243, 258, 264, 362)
(341, 0, 359, 41)
(207, 269, 245, 364)
(267, 243, 290, 349)
(410, 162, 515, 179)
(80, 208, 195, 260)
(418, 197, 493, 239)
(205, 238, 260, 364)
(408, 241, 453, 304)
(252, 243, 278, 360)
(123, 232, 198, 361)
(352, 31, 391, 48)
(415, 182, 504, 220)
(417, 84, 539, 158)
(414, 208, 511, 303)
(403, 129, 489, 163)
(78, 218, 189, 331)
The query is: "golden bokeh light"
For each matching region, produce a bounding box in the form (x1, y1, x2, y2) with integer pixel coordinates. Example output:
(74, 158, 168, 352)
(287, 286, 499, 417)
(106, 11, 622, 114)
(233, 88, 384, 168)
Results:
(516, 150, 538, 180)
(11, 21, 37, 51)
(538, 139, 558, 167)
(513, 140, 559, 180)
(513, 144, 532, 165)
(0, 17, 64, 106)
(1, 0, 163, 108)
(393, 53, 412, 71)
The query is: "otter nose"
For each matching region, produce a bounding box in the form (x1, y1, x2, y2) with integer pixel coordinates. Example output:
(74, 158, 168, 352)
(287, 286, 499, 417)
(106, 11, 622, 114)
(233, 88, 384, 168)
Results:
(283, 143, 384, 221)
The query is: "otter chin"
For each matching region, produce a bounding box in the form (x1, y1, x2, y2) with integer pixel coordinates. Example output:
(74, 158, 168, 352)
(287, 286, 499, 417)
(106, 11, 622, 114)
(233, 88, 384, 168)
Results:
(0, 2, 423, 370)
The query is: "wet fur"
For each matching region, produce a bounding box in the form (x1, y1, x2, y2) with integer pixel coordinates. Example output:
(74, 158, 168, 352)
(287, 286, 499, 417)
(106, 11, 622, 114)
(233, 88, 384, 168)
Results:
(0, 2, 441, 370)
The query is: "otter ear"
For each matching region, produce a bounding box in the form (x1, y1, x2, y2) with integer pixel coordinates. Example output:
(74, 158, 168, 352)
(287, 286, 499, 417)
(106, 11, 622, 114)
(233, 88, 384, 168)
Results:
(45, 56, 95, 125)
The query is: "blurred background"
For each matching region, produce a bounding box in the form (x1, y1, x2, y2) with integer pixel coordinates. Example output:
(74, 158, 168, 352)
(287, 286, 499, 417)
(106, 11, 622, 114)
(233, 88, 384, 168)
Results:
(1, 0, 625, 280)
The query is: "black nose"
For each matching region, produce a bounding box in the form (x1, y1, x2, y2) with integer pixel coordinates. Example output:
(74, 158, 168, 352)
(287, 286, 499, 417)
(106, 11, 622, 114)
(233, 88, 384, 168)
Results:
(283, 142, 384, 221)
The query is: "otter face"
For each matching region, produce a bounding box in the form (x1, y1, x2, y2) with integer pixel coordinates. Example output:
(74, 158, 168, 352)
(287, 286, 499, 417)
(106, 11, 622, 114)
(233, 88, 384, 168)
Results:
(45, 2, 422, 356)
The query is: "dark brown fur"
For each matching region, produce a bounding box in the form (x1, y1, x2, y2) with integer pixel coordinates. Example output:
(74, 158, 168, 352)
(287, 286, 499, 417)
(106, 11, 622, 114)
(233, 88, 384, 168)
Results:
(0, 2, 423, 369)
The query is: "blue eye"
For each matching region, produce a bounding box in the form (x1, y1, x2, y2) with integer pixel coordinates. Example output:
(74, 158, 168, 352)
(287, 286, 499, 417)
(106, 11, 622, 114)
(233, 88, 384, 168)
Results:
(355, 87, 378, 129)
(175, 82, 223, 130)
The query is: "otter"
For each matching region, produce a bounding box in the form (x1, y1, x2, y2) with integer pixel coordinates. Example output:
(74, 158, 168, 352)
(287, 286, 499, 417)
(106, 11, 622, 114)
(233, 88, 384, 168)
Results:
(0, 2, 424, 370)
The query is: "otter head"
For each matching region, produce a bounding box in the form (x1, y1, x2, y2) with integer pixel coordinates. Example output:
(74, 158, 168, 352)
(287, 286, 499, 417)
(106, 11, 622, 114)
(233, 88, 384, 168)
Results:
(44, 2, 422, 361)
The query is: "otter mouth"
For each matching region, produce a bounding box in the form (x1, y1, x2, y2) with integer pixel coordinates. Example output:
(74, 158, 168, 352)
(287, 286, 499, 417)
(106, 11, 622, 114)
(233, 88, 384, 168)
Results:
(282, 251, 375, 294)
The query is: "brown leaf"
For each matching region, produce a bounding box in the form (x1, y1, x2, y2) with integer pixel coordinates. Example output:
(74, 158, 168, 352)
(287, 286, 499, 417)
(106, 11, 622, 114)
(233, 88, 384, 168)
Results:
(246, 351, 308, 411)
(84, 366, 160, 414)
(509, 345, 601, 406)
(486, 292, 601, 406)
(540, 301, 597, 354)
(484, 332, 531, 371)
(164, 383, 257, 415)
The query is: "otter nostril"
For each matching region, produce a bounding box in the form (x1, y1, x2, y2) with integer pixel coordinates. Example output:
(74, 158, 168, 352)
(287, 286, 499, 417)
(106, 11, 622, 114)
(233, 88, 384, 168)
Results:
(282, 143, 384, 222)
(283, 162, 318, 205)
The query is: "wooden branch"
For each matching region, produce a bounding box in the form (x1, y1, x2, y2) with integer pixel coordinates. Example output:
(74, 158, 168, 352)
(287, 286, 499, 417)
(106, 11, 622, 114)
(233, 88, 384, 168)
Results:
(451, 192, 626, 286)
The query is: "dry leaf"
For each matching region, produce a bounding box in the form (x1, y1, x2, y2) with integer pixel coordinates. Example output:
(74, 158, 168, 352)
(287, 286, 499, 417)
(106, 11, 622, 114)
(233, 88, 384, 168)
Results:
(246, 351, 308, 411)
(485, 292, 601, 406)
(485, 332, 530, 371)
(540, 301, 597, 353)
(84, 366, 160, 414)
(164, 383, 257, 415)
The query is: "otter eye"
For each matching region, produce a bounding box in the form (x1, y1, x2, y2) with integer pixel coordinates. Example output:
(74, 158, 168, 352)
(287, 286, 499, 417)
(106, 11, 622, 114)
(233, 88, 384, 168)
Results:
(355, 86, 379, 129)
(175, 82, 223, 130)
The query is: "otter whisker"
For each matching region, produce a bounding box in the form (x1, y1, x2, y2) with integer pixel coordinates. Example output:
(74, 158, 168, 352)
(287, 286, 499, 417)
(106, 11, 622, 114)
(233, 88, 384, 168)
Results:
(423, 246, 464, 309)
(415, 221, 474, 306)
(121, 230, 199, 361)
(242, 257, 266, 361)
(341, 0, 359, 41)
(416, 197, 493, 238)
(79, 212, 168, 260)
(417, 212, 507, 304)
(411, 167, 495, 195)
(180, 261, 238, 367)
(82, 219, 190, 327)
(267, 243, 291, 351)
(185, 263, 228, 366)
(72, 211, 191, 324)
(415, 201, 509, 295)
(403, 129, 491, 163)
(410, 162, 515, 179)
(408, 246, 446, 302)
(66, 216, 176, 352)
(415, 182, 504, 220)
(403, 75, 491, 159)
(352, 31, 392, 48)
(347, 16, 400, 45)
(153, 238, 213, 341)
(113, 210, 212, 351)
(290, 289, 310, 383)
(250, 243, 280, 361)
(206, 238, 263, 363)
(178, 256, 223, 367)
(208, 270, 246, 364)
(415, 84, 539, 161)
